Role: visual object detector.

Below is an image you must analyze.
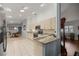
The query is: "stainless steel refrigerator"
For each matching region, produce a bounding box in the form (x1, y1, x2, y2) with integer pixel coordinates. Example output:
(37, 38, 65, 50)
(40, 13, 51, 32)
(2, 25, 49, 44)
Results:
(0, 7, 7, 56)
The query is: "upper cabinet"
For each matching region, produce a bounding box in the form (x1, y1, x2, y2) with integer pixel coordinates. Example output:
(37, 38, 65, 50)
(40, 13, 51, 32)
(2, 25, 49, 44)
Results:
(40, 17, 56, 30)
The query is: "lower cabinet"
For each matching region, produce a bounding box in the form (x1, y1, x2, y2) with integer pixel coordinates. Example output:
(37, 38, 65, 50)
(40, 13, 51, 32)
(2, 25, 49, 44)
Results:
(43, 39, 61, 56)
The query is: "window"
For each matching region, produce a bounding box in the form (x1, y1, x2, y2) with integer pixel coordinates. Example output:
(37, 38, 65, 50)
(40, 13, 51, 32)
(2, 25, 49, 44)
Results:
(69, 26, 74, 33)
(65, 25, 74, 33)
(65, 26, 68, 33)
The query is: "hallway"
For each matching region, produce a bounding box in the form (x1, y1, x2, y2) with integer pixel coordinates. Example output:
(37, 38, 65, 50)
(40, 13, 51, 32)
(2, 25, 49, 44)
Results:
(6, 37, 43, 56)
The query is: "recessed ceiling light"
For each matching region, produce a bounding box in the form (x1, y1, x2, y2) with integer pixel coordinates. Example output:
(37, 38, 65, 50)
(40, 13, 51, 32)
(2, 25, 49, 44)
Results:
(40, 3, 45, 7)
(20, 10, 24, 12)
(23, 7, 29, 10)
(5, 7, 12, 12)
(14, 27, 17, 30)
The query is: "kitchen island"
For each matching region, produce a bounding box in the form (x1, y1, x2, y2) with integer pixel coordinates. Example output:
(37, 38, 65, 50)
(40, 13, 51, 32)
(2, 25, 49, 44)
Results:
(26, 30, 60, 56)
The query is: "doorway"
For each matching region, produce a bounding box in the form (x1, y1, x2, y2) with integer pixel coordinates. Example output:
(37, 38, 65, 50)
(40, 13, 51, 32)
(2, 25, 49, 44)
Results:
(60, 3, 79, 56)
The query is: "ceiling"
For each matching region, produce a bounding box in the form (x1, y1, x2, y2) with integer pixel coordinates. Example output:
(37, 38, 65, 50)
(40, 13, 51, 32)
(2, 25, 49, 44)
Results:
(61, 3, 79, 22)
(61, 3, 79, 13)
(0, 3, 53, 24)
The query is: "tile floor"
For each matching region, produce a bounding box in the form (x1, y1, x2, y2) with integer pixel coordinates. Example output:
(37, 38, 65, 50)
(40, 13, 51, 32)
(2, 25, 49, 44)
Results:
(6, 37, 43, 56)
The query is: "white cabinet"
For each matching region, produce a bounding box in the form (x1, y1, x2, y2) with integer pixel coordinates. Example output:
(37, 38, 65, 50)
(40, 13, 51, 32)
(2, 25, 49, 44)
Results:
(40, 17, 56, 30)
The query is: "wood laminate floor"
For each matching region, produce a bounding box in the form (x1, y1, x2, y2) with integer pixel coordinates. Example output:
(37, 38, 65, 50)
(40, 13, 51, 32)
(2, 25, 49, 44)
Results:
(6, 37, 43, 56)
(65, 40, 79, 56)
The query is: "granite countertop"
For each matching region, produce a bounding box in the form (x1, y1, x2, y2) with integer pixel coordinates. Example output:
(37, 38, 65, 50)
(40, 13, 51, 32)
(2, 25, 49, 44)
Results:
(33, 33, 56, 44)
(26, 30, 57, 44)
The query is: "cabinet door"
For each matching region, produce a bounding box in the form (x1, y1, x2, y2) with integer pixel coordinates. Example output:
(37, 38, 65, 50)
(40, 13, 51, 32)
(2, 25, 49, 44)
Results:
(44, 39, 60, 56)
(50, 17, 56, 29)
(40, 17, 56, 30)
(44, 19, 50, 29)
